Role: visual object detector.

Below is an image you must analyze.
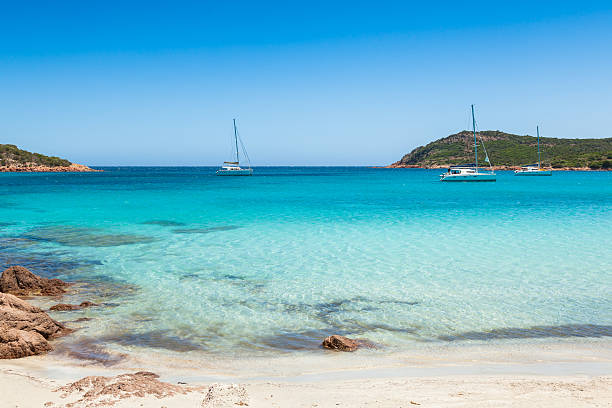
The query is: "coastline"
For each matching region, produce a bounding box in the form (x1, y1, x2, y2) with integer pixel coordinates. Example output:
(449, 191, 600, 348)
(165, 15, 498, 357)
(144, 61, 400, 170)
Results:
(1, 168, 610, 406)
(1, 340, 610, 407)
(0, 163, 100, 172)
(382, 164, 611, 171)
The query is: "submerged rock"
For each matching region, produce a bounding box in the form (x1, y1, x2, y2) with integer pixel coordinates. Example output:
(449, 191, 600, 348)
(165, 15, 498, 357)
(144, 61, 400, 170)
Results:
(0, 265, 68, 296)
(0, 292, 71, 359)
(52, 337, 126, 366)
(321, 334, 376, 352)
(50, 301, 97, 311)
(322, 335, 360, 352)
(24, 225, 155, 247)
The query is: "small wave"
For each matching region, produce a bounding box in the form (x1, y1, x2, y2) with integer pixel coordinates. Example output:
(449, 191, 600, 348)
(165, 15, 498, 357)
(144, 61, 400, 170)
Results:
(439, 324, 612, 341)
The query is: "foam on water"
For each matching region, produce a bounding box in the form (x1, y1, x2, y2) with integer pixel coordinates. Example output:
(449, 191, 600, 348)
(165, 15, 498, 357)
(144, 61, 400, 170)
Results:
(0, 167, 610, 358)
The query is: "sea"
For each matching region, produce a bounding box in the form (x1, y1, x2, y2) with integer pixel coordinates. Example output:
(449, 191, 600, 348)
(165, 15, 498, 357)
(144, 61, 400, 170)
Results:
(1, 167, 611, 362)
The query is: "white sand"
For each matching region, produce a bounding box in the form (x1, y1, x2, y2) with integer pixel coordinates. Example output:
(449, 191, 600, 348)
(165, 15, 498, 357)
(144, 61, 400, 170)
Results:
(1, 341, 611, 407)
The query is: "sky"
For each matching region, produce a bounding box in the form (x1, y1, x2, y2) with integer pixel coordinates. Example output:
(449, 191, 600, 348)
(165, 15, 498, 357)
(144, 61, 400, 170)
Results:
(1, 1, 611, 166)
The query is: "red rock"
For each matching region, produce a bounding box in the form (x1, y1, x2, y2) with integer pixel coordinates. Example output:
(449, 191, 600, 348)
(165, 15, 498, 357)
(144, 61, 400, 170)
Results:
(0, 326, 51, 359)
(0, 266, 69, 296)
(49, 303, 78, 311)
(50, 301, 97, 311)
(0, 292, 71, 359)
(0, 163, 100, 173)
(321, 335, 360, 352)
(55, 371, 187, 407)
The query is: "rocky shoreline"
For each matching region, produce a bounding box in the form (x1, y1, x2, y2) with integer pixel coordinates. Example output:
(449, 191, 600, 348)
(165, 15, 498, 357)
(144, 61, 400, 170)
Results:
(383, 163, 610, 171)
(0, 265, 368, 361)
(0, 163, 100, 172)
(0, 266, 610, 407)
(2, 340, 610, 408)
(0, 266, 74, 359)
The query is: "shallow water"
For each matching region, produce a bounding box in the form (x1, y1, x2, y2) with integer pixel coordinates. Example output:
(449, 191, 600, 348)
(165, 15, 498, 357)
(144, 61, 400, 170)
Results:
(0, 167, 610, 359)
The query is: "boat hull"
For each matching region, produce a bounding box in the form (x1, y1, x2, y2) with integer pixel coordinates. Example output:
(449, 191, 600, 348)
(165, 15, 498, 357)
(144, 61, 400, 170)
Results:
(440, 174, 496, 182)
(514, 170, 552, 176)
(216, 169, 253, 176)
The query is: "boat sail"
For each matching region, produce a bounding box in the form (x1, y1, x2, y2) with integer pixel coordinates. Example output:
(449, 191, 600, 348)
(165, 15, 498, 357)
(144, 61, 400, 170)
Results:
(216, 119, 253, 176)
(514, 126, 552, 176)
(440, 105, 496, 182)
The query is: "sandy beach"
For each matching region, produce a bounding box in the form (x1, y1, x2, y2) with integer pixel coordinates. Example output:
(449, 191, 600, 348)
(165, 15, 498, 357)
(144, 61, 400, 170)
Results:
(2, 169, 611, 407)
(2, 340, 610, 407)
(4, 1, 612, 406)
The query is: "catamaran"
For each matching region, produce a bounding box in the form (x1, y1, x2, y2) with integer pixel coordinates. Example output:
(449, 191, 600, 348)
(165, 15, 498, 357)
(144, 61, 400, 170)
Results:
(216, 119, 253, 176)
(440, 105, 496, 182)
(514, 126, 552, 176)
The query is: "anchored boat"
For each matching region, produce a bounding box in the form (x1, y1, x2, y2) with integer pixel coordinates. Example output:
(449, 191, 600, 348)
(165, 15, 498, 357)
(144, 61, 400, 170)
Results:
(515, 126, 552, 176)
(440, 105, 496, 182)
(440, 164, 497, 182)
(216, 119, 253, 176)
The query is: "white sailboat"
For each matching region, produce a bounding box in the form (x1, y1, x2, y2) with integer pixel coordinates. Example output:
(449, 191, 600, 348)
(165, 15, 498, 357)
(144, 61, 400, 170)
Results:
(514, 126, 552, 176)
(440, 105, 496, 182)
(216, 119, 253, 176)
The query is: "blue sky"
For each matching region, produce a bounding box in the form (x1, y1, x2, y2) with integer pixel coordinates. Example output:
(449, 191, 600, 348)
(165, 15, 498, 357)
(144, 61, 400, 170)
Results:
(1, 1, 611, 165)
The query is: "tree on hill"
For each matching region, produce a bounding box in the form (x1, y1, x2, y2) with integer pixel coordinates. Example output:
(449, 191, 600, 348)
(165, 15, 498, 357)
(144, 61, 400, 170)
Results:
(392, 131, 612, 169)
(0, 144, 72, 167)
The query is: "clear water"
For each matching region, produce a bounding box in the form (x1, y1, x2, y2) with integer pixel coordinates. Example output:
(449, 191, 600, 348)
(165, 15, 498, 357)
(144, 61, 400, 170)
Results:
(1, 167, 611, 359)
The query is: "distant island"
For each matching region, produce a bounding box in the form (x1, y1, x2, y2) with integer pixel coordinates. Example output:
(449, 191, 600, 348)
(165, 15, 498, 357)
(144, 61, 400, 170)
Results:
(0, 144, 98, 172)
(389, 131, 612, 170)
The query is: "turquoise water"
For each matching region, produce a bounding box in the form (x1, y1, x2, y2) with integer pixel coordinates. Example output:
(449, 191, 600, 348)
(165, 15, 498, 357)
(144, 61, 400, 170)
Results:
(1, 167, 611, 359)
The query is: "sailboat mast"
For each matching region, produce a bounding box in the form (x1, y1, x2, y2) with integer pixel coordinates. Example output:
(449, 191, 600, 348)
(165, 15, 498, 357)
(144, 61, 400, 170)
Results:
(233, 118, 240, 164)
(537, 125, 541, 169)
(472, 104, 478, 170)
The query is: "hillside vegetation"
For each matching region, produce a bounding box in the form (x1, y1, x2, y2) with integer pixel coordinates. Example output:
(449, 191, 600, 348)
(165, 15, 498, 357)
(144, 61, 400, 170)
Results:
(392, 131, 612, 169)
(0, 144, 72, 167)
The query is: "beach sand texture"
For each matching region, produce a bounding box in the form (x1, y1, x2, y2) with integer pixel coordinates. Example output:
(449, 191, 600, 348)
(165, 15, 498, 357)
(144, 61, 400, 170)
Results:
(1, 168, 611, 406)
(2, 368, 610, 407)
(2, 341, 611, 407)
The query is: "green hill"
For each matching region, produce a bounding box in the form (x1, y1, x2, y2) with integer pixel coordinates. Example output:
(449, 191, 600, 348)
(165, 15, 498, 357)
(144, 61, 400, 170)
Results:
(0, 144, 72, 168)
(391, 131, 612, 169)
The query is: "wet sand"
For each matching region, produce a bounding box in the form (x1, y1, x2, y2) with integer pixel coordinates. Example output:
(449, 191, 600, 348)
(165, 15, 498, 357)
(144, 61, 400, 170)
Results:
(1, 340, 611, 407)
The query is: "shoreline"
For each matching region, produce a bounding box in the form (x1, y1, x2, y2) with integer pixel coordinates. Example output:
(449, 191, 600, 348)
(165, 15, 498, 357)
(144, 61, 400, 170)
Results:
(380, 164, 612, 171)
(1, 171, 610, 406)
(39, 338, 612, 380)
(0, 268, 609, 405)
(1, 339, 610, 407)
(0, 163, 100, 172)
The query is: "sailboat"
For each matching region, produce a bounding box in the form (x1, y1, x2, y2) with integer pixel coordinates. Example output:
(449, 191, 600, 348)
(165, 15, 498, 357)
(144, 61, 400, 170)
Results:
(514, 126, 552, 176)
(440, 105, 496, 182)
(216, 119, 253, 176)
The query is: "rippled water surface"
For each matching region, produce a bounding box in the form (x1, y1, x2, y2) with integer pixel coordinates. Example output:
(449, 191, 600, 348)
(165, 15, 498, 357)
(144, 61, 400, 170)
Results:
(1, 167, 611, 359)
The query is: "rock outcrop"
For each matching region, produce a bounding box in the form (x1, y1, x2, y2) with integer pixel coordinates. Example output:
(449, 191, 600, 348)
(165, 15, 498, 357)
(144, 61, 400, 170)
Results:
(55, 371, 195, 407)
(322, 335, 360, 352)
(0, 328, 51, 359)
(0, 266, 69, 296)
(50, 301, 97, 311)
(0, 292, 70, 359)
(0, 144, 99, 172)
(0, 163, 100, 172)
